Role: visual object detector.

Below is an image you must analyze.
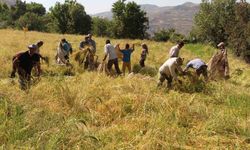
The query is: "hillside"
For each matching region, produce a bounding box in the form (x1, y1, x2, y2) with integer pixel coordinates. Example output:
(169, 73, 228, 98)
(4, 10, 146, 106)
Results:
(0, 29, 250, 149)
(93, 2, 200, 35)
(0, 0, 15, 6)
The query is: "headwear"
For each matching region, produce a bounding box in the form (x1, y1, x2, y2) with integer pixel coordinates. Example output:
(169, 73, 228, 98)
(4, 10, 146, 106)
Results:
(87, 34, 92, 38)
(28, 44, 37, 49)
(217, 42, 225, 47)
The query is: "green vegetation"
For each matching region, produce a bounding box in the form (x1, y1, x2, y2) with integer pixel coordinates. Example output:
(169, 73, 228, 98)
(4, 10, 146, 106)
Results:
(112, 0, 149, 39)
(192, 0, 250, 62)
(0, 0, 149, 39)
(0, 29, 249, 149)
(153, 28, 185, 43)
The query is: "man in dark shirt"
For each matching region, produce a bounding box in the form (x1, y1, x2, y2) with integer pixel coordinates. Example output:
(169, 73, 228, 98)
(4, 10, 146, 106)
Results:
(12, 44, 41, 90)
(79, 36, 96, 70)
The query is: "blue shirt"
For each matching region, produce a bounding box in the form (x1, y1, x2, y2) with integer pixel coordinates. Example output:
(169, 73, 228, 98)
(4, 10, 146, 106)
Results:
(186, 58, 206, 69)
(62, 43, 71, 52)
(121, 49, 133, 62)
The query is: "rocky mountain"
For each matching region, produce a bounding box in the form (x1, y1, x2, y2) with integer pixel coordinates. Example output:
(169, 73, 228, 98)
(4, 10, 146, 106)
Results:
(0, 0, 15, 6)
(93, 2, 200, 35)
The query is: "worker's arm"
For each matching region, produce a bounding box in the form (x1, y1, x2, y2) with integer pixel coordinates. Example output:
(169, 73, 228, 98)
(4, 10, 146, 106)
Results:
(183, 63, 192, 72)
(79, 42, 85, 51)
(131, 44, 135, 52)
(170, 65, 178, 81)
(170, 64, 182, 84)
(103, 45, 108, 61)
(103, 54, 108, 61)
(116, 44, 122, 52)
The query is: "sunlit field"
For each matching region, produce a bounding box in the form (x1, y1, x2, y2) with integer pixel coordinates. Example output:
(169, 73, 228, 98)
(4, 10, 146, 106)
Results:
(0, 29, 249, 149)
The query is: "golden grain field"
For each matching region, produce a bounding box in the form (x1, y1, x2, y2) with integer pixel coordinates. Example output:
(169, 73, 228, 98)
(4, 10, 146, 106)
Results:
(0, 29, 250, 149)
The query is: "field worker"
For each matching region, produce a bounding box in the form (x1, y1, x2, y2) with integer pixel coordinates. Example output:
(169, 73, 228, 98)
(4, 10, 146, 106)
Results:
(139, 43, 149, 67)
(87, 34, 96, 53)
(158, 57, 184, 88)
(56, 38, 72, 65)
(79, 36, 90, 50)
(103, 40, 122, 75)
(10, 41, 45, 78)
(207, 42, 230, 79)
(119, 43, 135, 76)
(12, 44, 41, 90)
(169, 41, 184, 58)
(184, 58, 208, 81)
(80, 36, 96, 70)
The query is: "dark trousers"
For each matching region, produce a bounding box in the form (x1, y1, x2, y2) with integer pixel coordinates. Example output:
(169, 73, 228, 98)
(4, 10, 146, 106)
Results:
(158, 72, 173, 88)
(18, 69, 31, 90)
(196, 65, 208, 80)
(84, 54, 95, 70)
(139, 58, 145, 67)
(107, 58, 121, 74)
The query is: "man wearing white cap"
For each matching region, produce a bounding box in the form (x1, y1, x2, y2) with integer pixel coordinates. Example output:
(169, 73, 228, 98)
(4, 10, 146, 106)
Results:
(207, 42, 230, 79)
(11, 44, 41, 90)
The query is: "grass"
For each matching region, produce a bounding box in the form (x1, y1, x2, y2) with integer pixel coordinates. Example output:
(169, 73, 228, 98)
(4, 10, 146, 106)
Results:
(0, 29, 250, 149)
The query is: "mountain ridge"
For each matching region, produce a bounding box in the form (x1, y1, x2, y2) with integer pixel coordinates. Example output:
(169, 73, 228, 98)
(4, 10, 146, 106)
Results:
(0, 0, 15, 6)
(93, 2, 200, 35)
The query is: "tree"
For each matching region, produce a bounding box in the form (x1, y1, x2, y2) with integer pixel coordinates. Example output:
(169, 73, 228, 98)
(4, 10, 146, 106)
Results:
(0, 3, 11, 28)
(50, 0, 91, 34)
(112, 0, 149, 39)
(193, 0, 250, 63)
(92, 17, 112, 37)
(26, 2, 46, 16)
(193, 0, 236, 45)
(228, 1, 250, 62)
(16, 12, 45, 31)
(153, 28, 185, 42)
(10, 0, 26, 22)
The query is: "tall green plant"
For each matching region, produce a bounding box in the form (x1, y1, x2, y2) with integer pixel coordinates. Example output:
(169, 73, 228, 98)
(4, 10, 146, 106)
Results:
(112, 0, 149, 39)
(50, 0, 91, 34)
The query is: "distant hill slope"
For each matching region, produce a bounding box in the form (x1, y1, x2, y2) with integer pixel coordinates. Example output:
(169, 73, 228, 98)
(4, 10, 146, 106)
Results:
(0, 0, 15, 6)
(93, 2, 200, 35)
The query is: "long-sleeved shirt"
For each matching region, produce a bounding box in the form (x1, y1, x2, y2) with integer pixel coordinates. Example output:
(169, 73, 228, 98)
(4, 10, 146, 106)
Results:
(169, 45, 181, 58)
(159, 57, 183, 80)
(186, 58, 206, 70)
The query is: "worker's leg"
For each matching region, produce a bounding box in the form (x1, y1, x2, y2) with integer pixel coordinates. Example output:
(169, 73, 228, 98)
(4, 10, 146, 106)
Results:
(166, 76, 173, 88)
(114, 58, 121, 74)
(157, 72, 166, 87)
(128, 62, 132, 73)
(122, 62, 126, 76)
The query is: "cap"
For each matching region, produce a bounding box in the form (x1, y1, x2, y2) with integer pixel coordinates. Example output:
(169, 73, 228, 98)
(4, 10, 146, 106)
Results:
(217, 42, 225, 47)
(87, 34, 92, 37)
(28, 44, 37, 49)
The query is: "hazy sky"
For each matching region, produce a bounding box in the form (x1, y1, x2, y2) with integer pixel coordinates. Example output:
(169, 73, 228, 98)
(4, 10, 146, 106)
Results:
(25, 0, 202, 14)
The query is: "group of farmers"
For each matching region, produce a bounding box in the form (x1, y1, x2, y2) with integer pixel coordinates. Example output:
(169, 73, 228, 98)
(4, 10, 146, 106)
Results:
(10, 34, 229, 90)
(158, 41, 229, 88)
